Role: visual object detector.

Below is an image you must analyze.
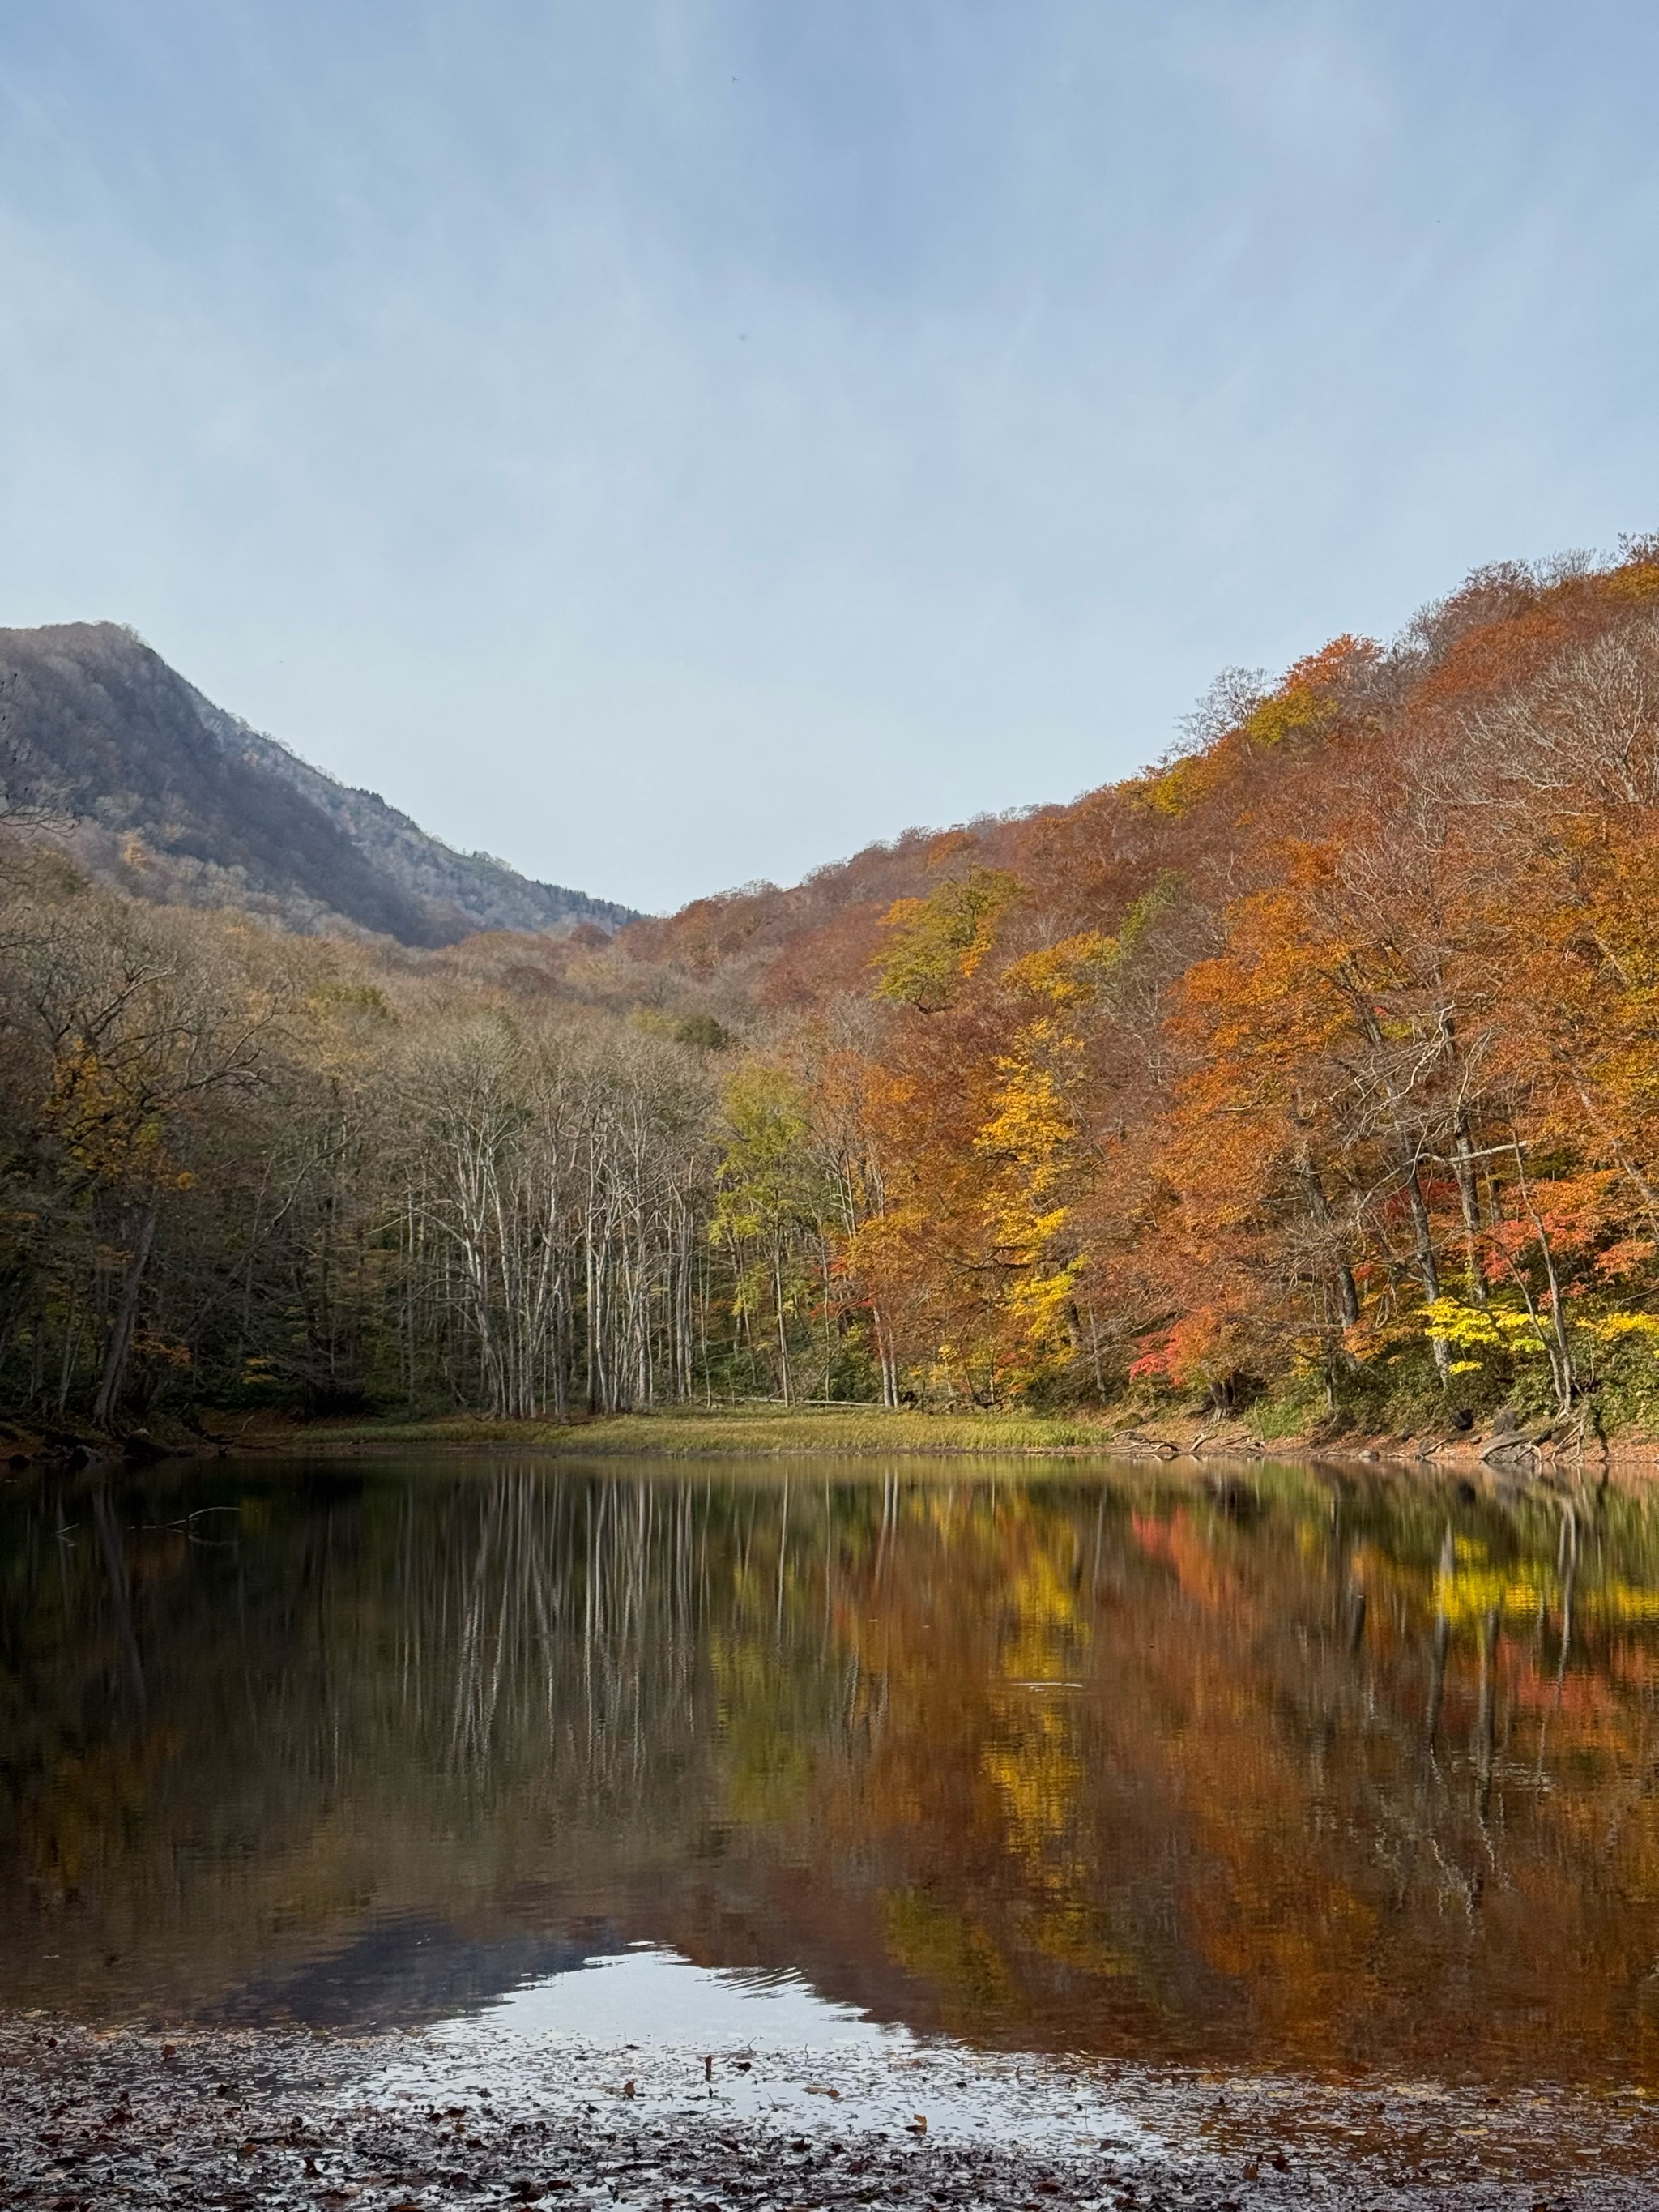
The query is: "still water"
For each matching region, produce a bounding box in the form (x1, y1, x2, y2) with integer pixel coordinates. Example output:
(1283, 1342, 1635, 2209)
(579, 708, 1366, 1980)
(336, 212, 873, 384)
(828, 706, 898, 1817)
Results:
(4, 1453, 1659, 2086)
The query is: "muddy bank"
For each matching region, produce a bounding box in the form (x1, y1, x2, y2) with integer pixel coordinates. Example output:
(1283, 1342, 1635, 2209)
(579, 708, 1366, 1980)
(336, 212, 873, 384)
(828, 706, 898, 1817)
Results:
(3, 2018, 1657, 2210)
(1104, 1411, 1659, 1484)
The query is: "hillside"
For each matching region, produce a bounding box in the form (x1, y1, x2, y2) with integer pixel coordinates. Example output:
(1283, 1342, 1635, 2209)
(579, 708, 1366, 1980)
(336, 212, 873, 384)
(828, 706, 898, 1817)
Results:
(11, 548, 1659, 1444)
(595, 546, 1659, 1430)
(608, 554, 1657, 1034)
(0, 621, 634, 946)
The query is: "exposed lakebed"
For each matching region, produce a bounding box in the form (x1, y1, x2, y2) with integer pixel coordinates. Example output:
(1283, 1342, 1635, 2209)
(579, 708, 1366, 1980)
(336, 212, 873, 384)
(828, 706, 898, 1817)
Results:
(6, 1450, 1659, 2204)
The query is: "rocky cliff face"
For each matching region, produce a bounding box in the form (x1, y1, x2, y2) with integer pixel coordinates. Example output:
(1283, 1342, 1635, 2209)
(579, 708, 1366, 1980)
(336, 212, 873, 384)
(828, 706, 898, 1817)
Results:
(0, 621, 635, 946)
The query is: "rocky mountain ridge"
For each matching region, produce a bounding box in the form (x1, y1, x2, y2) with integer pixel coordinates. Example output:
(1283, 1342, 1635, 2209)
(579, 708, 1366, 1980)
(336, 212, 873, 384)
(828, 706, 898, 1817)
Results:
(0, 621, 634, 946)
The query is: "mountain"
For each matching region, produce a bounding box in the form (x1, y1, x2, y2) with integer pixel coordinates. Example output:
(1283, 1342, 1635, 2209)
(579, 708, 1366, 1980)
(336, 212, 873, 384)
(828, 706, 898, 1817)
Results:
(0, 621, 635, 946)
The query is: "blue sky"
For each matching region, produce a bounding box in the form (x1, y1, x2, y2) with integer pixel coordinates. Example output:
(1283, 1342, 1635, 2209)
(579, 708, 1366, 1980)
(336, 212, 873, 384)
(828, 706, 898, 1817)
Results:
(2, 2, 1657, 912)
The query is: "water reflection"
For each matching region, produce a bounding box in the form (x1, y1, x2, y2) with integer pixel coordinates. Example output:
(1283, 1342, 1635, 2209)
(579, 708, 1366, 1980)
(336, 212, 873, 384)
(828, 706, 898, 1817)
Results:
(484, 1944, 899, 2046)
(5, 1454, 1659, 2083)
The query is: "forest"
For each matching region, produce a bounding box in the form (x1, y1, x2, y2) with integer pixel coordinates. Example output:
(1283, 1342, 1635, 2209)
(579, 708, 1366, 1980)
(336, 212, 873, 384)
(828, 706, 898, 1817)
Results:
(7, 545, 1659, 1438)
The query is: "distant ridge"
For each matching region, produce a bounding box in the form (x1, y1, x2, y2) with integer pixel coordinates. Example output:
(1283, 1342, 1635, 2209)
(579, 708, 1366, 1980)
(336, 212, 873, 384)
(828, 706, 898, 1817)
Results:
(0, 621, 636, 947)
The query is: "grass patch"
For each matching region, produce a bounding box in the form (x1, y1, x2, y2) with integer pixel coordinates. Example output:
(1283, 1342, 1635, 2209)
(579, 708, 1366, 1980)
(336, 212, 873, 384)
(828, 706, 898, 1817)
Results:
(1245, 1372, 1330, 1443)
(246, 1402, 1140, 1458)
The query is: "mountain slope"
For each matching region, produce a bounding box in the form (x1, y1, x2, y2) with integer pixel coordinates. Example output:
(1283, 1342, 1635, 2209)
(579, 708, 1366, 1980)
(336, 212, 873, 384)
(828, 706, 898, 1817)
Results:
(0, 621, 634, 946)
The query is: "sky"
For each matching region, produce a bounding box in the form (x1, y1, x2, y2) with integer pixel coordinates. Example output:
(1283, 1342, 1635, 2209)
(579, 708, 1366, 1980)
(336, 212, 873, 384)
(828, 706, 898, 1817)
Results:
(2, 2, 1658, 915)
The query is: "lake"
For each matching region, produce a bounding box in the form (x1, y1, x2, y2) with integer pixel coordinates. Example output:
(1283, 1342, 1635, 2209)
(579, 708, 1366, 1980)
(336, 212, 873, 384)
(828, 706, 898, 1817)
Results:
(4, 1451, 1658, 2090)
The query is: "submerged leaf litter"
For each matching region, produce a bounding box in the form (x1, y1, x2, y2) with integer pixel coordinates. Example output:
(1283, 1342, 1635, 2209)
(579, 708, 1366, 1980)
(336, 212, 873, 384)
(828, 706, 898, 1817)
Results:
(4, 2016, 1659, 2210)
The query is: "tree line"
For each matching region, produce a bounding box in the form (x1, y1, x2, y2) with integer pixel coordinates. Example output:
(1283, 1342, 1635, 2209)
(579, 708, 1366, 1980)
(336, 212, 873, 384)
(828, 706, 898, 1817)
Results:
(0, 866, 726, 1424)
(625, 545, 1659, 1437)
(8, 547, 1659, 1434)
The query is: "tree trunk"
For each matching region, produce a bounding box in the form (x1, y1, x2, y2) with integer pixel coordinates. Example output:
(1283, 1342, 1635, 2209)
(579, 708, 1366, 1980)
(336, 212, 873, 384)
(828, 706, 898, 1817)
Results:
(1404, 1167, 1448, 1380)
(93, 1203, 157, 1429)
(1452, 1114, 1487, 1304)
(1301, 1155, 1360, 1334)
(774, 1241, 792, 1405)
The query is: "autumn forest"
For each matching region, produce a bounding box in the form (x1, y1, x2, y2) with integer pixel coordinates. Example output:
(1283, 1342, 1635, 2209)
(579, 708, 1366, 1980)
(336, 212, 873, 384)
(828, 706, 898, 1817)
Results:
(8, 547, 1659, 1440)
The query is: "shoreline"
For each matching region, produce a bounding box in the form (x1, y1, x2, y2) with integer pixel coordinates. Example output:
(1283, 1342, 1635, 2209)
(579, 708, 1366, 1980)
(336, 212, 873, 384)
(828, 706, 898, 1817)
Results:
(4, 2013, 1656, 2210)
(7, 1401, 1657, 1488)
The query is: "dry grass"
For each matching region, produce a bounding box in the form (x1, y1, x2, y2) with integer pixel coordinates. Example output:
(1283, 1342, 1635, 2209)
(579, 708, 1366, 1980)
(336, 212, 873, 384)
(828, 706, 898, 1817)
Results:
(256, 1402, 1139, 1458)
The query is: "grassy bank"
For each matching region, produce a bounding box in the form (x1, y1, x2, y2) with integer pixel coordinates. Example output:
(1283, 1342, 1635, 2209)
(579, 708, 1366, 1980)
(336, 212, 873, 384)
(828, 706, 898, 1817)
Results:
(238, 1402, 1145, 1458)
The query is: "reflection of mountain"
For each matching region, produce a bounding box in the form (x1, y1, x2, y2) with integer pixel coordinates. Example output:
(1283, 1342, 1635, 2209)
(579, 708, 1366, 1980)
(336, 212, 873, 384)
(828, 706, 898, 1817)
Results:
(208, 1919, 615, 2031)
(5, 1458, 1659, 2084)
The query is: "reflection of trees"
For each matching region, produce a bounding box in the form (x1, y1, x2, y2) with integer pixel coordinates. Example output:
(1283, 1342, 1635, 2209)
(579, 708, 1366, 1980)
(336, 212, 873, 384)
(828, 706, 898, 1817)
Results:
(428, 1475, 704, 1791)
(9, 1461, 1659, 2079)
(723, 1472, 1659, 2080)
(0, 1463, 738, 2018)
